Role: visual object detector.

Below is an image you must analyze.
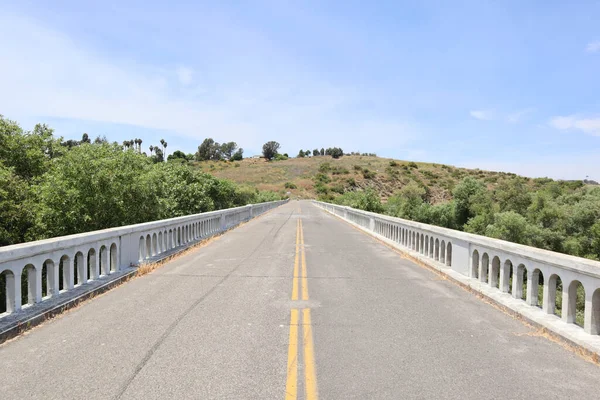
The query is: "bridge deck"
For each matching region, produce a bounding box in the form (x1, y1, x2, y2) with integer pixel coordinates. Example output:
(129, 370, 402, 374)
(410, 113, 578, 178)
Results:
(0, 200, 598, 399)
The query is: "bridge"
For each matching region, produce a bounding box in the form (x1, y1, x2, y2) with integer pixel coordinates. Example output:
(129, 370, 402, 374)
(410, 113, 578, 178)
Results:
(1, 200, 600, 399)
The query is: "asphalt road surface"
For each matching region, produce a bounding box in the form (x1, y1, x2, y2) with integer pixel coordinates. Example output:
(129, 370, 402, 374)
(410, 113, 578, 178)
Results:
(1, 200, 599, 399)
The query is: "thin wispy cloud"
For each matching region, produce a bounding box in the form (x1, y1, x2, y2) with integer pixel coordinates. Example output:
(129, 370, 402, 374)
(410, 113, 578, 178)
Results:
(0, 12, 420, 155)
(507, 108, 535, 123)
(549, 115, 600, 136)
(1, 1, 599, 179)
(586, 41, 600, 53)
(176, 67, 193, 85)
(469, 110, 494, 121)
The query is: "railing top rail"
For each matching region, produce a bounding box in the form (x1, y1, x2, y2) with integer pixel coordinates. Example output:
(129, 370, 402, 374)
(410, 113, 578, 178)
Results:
(0, 200, 286, 262)
(313, 200, 600, 274)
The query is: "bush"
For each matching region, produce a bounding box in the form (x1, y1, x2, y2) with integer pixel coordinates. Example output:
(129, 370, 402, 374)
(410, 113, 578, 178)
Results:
(408, 162, 418, 169)
(331, 166, 349, 175)
(333, 189, 383, 213)
(362, 169, 376, 179)
(284, 182, 297, 189)
(319, 162, 332, 173)
(329, 183, 345, 194)
(314, 173, 331, 184)
(389, 160, 398, 167)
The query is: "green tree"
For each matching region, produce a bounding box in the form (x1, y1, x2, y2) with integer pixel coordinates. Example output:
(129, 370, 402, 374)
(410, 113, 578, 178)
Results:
(196, 138, 222, 161)
(0, 116, 63, 180)
(262, 141, 280, 160)
(485, 211, 529, 244)
(220, 142, 238, 160)
(297, 150, 305, 158)
(386, 182, 426, 220)
(452, 177, 489, 228)
(30, 143, 162, 239)
(494, 178, 532, 215)
(231, 148, 244, 161)
(0, 164, 34, 245)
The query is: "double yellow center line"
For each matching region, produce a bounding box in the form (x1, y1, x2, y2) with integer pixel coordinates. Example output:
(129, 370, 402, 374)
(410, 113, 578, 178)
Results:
(285, 217, 318, 399)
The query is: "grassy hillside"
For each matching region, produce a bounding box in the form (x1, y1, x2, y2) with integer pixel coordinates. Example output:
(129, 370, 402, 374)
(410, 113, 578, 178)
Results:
(193, 155, 535, 202)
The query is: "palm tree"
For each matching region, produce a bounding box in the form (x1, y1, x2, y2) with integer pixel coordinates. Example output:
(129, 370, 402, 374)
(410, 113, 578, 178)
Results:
(160, 139, 168, 161)
(149, 145, 154, 155)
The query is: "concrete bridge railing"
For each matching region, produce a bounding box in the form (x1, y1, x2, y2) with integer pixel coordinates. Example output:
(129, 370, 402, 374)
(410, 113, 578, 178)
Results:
(0, 200, 287, 318)
(314, 201, 600, 338)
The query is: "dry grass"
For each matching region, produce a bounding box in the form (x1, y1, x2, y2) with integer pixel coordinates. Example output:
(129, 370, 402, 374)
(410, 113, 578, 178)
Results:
(199, 155, 526, 202)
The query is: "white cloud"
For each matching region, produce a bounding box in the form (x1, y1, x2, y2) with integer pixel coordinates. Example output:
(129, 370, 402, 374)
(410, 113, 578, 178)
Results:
(507, 108, 534, 123)
(549, 115, 600, 136)
(469, 110, 493, 120)
(586, 41, 600, 53)
(0, 13, 421, 156)
(176, 66, 193, 85)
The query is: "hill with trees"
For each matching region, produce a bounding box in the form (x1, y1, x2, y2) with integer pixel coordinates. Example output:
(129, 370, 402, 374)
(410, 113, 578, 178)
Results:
(199, 155, 600, 261)
(2, 113, 598, 262)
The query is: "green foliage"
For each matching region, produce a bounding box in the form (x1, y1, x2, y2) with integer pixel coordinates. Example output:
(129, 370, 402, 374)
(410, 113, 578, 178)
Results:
(362, 168, 376, 179)
(319, 162, 332, 173)
(386, 182, 426, 221)
(452, 177, 490, 228)
(386, 165, 399, 180)
(284, 182, 297, 189)
(231, 148, 244, 161)
(408, 162, 418, 169)
(0, 117, 63, 180)
(0, 116, 282, 246)
(262, 141, 280, 160)
(325, 147, 344, 159)
(493, 178, 532, 214)
(0, 164, 33, 245)
(314, 173, 331, 184)
(167, 150, 191, 162)
(485, 211, 529, 244)
(389, 160, 398, 167)
(329, 183, 345, 194)
(331, 166, 349, 175)
(195, 138, 223, 161)
(274, 153, 288, 161)
(334, 189, 383, 213)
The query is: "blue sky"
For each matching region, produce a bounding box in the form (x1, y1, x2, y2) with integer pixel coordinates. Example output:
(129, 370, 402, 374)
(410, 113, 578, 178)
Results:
(1, 0, 599, 179)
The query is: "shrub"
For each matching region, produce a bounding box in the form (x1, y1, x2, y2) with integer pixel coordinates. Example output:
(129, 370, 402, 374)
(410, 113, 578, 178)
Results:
(330, 184, 345, 194)
(284, 182, 297, 189)
(314, 173, 331, 184)
(408, 162, 418, 169)
(331, 166, 349, 175)
(319, 162, 332, 173)
(362, 169, 376, 179)
(389, 160, 398, 167)
(333, 189, 383, 213)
